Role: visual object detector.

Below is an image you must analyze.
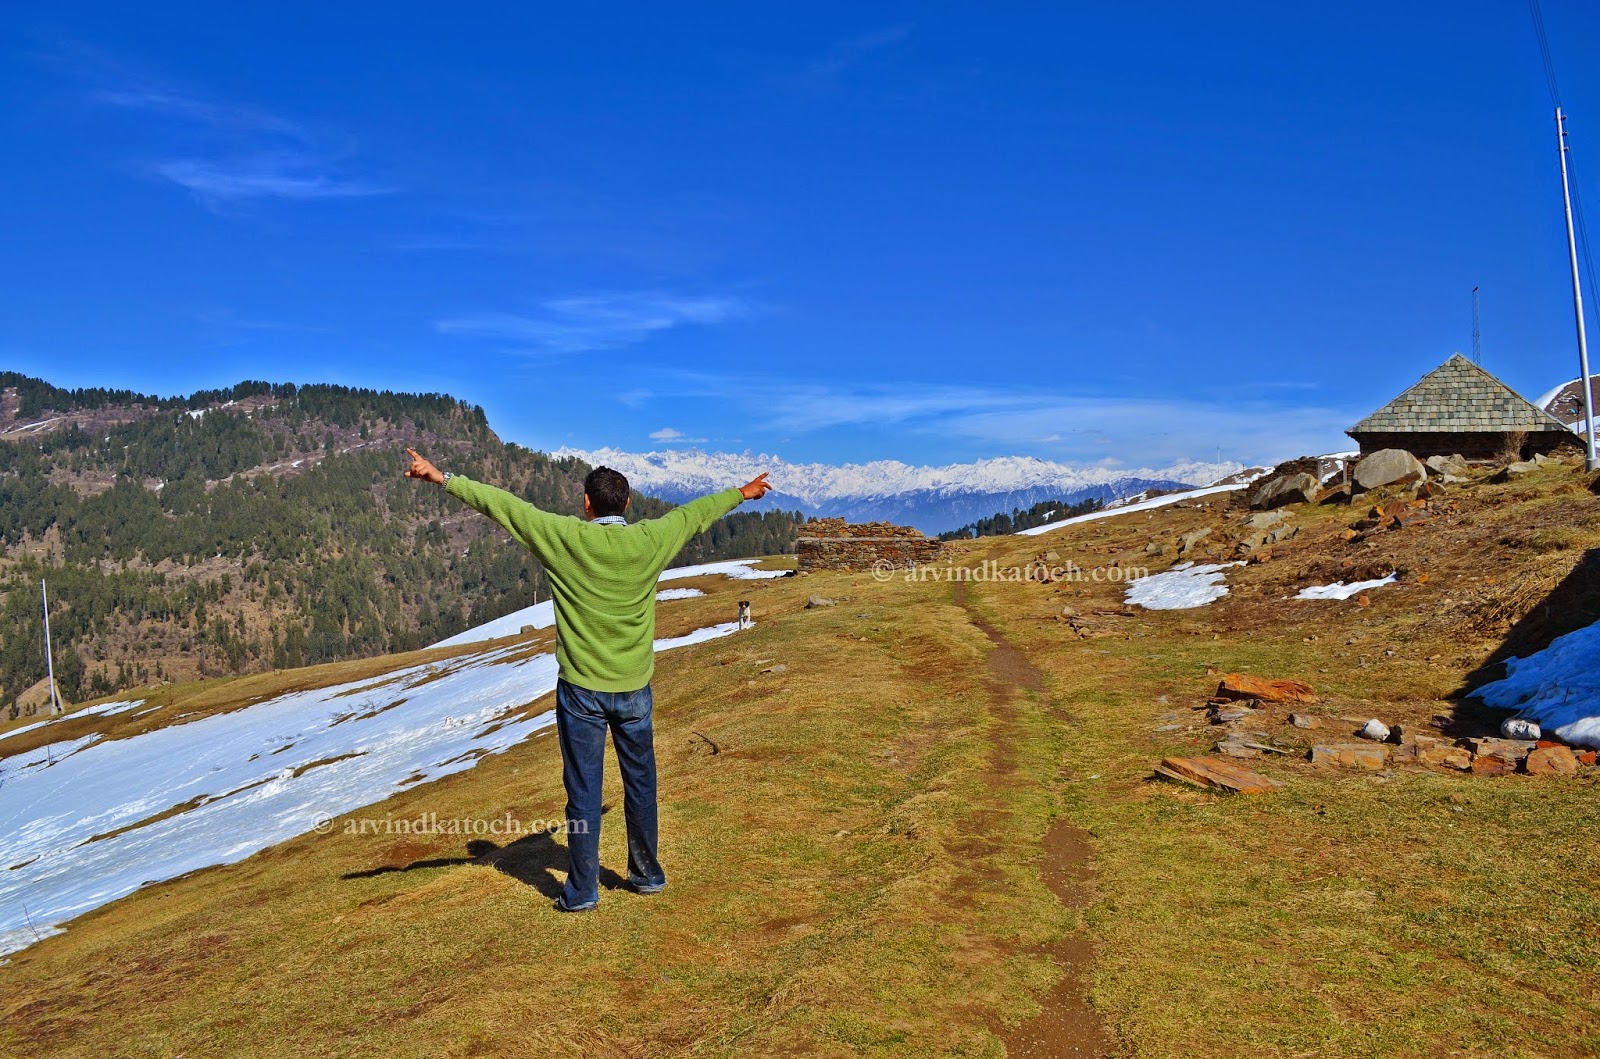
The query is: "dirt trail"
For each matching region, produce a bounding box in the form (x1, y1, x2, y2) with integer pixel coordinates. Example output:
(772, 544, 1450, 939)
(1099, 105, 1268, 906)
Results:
(954, 579, 1110, 1057)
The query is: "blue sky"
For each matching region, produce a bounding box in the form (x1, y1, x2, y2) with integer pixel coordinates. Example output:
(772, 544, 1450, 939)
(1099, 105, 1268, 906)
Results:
(3, 2, 1599, 469)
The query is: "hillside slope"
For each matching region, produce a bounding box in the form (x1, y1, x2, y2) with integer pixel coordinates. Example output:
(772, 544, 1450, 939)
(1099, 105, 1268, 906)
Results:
(1, 552, 1093, 1057)
(2, 454, 1598, 1057)
(0, 375, 802, 718)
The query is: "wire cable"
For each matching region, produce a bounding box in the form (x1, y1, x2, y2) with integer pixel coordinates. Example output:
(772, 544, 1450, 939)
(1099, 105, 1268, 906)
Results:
(1529, 0, 1563, 107)
(1530, 0, 1600, 378)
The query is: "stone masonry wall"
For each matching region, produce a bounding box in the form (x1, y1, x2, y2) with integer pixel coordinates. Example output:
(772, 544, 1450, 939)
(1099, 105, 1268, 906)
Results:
(796, 518, 944, 572)
(1350, 430, 1580, 460)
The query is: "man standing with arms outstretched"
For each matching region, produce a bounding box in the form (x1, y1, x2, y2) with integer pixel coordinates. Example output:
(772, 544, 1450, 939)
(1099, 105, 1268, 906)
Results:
(404, 448, 772, 911)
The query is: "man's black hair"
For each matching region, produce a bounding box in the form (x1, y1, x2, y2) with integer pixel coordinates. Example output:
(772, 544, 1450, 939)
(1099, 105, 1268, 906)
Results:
(584, 466, 631, 518)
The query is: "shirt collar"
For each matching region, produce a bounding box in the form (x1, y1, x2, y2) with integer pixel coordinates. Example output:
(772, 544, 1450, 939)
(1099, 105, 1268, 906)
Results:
(592, 515, 628, 526)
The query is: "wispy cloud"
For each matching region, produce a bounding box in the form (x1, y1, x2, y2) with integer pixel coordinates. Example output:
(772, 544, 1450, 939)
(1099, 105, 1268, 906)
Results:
(803, 25, 914, 89)
(647, 427, 709, 444)
(157, 158, 389, 203)
(95, 87, 308, 140)
(436, 292, 752, 355)
(197, 308, 332, 334)
(626, 370, 1359, 467)
(84, 67, 389, 208)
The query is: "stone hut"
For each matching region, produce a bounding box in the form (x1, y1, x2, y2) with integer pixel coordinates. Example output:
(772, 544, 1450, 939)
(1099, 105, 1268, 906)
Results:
(1346, 354, 1577, 459)
(796, 517, 943, 573)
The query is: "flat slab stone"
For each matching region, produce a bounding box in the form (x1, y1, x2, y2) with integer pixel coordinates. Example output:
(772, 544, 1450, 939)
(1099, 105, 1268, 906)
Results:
(1310, 742, 1388, 770)
(1154, 756, 1284, 794)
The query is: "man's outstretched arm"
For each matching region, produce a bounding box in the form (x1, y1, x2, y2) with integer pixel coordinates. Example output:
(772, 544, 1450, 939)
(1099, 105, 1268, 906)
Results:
(654, 472, 774, 556)
(405, 447, 566, 559)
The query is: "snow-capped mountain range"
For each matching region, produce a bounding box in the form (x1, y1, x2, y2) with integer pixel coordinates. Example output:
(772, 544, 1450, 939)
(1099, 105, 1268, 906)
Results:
(555, 447, 1244, 533)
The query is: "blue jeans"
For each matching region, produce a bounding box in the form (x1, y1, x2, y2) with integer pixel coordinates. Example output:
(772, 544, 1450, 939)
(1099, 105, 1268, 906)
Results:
(554, 678, 665, 907)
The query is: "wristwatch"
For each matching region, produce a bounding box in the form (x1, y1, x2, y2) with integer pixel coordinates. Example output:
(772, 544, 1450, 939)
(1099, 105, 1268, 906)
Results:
(442, 471, 454, 487)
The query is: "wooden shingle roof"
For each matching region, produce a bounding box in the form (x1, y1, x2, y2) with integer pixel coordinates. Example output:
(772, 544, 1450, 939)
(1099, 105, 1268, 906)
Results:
(1347, 354, 1570, 436)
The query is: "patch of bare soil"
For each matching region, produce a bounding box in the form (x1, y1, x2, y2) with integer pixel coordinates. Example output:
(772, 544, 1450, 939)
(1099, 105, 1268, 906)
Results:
(1004, 820, 1108, 1059)
(954, 578, 1110, 1057)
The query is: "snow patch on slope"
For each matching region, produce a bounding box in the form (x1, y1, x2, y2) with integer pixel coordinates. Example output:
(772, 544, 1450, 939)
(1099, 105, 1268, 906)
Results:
(1472, 618, 1600, 749)
(428, 559, 786, 650)
(0, 615, 752, 956)
(0, 699, 146, 741)
(1014, 482, 1252, 537)
(1125, 561, 1242, 610)
(1295, 574, 1397, 600)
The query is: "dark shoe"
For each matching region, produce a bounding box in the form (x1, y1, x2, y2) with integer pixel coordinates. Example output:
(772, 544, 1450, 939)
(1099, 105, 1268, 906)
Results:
(630, 880, 666, 895)
(553, 895, 598, 913)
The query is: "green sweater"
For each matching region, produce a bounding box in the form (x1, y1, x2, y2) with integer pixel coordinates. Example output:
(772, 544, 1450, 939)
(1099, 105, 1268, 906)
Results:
(445, 475, 745, 692)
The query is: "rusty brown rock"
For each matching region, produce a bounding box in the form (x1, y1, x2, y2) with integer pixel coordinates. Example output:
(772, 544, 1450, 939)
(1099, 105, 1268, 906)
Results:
(1310, 743, 1387, 770)
(1419, 744, 1473, 770)
(1217, 673, 1316, 704)
(1526, 745, 1579, 777)
(1153, 756, 1284, 794)
(1469, 754, 1513, 776)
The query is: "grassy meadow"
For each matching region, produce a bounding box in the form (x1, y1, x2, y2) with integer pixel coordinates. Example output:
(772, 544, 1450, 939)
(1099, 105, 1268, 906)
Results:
(4, 464, 1599, 1057)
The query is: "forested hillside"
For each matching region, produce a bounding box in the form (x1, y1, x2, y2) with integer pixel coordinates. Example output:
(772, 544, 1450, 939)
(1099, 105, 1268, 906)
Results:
(0, 374, 801, 717)
(937, 496, 1105, 540)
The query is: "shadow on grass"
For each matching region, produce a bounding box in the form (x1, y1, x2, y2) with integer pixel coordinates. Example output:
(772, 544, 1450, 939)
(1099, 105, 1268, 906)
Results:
(1443, 547, 1600, 737)
(340, 805, 628, 898)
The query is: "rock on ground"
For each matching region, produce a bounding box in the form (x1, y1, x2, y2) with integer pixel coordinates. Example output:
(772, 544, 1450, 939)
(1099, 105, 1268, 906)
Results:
(1357, 719, 1391, 742)
(1419, 744, 1473, 770)
(1242, 509, 1288, 531)
(1310, 743, 1388, 769)
(1470, 755, 1514, 776)
(1176, 527, 1212, 556)
(1354, 449, 1427, 491)
(1154, 756, 1283, 794)
(1216, 673, 1316, 704)
(1249, 472, 1319, 510)
(1494, 460, 1540, 481)
(1526, 745, 1579, 776)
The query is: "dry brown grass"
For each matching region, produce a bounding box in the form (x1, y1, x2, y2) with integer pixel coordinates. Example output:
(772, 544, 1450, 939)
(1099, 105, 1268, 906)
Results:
(0, 556, 1077, 1058)
(943, 461, 1600, 1057)
(6, 465, 1600, 1057)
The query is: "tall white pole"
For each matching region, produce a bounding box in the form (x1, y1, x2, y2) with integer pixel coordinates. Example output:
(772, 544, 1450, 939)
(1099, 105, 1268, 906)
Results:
(1556, 108, 1600, 471)
(42, 580, 61, 715)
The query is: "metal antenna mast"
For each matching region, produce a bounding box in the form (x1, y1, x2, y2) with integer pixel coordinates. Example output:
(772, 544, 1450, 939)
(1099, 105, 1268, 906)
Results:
(42, 580, 62, 716)
(1472, 286, 1481, 364)
(1556, 108, 1600, 471)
